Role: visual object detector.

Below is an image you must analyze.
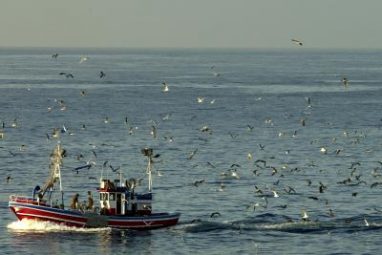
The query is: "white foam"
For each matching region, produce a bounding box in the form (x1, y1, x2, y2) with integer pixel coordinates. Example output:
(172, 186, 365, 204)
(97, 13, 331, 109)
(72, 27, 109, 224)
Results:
(7, 219, 111, 233)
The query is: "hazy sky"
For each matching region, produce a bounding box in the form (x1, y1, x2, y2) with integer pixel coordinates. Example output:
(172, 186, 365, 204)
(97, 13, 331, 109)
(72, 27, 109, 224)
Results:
(1, 0, 382, 49)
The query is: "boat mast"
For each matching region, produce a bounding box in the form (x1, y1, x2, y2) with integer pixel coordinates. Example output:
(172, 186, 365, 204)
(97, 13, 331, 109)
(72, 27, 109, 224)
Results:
(48, 143, 65, 207)
(148, 154, 152, 193)
(142, 148, 153, 193)
(57, 145, 63, 192)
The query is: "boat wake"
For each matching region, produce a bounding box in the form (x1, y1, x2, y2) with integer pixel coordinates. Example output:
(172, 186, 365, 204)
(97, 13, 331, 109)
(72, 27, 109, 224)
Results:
(179, 213, 382, 234)
(7, 219, 111, 233)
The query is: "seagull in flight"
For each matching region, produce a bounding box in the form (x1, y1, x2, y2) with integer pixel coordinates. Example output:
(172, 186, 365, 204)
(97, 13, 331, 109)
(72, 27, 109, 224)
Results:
(187, 149, 198, 160)
(150, 125, 157, 139)
(342, 77, 349, 87)
(162, 82, 169, 92)
(59, 72, 74, 78)
(210, 212, 221, 218)
(301, 209, 309, 221)
(79, 56, 88, 64)
(291, 38, 303, 46)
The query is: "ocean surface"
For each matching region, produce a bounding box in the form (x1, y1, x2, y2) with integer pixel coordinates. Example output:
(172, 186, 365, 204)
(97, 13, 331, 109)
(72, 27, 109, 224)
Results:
(1, 48, 382, 254)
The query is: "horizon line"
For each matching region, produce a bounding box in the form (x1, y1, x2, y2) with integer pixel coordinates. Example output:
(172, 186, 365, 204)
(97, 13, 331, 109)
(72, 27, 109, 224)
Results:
(1, 45, 382, 51)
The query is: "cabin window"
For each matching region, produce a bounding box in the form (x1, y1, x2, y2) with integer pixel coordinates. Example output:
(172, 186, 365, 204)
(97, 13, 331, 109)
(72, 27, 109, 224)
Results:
(110, 193, 115, 201)
(100, 193, 109, 201)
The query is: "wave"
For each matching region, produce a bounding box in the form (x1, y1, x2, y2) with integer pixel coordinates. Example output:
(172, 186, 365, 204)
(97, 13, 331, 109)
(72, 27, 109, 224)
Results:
(7, 219, 111, 233)
(179, 213, 382, 234)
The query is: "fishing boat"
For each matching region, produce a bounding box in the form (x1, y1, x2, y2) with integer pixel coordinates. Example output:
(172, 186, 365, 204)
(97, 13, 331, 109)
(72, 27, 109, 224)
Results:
(9, 144, 180, 229)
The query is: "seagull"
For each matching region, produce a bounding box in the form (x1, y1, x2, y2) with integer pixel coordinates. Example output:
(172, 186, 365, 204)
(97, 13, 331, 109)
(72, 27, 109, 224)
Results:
(271, 167, 278, 176)
(319, 182, 327, 193)
(91, 150, 97, 158)
(99, 71, 106, 78)
(291, 38, 303, 46)
(200, 125, 211, 133)
(163, 136, 174, 143)
(79, 56, 88, 64)
(73, 164, 92, 173)
(210, 212, 221, 218)
(207, 161, 216, 168)
(197, 97, 205, 103)
(254, 185, 263, 194)
(11, 118, 18, 128)
(61, 125, 68, 134)
(102, 161, 109, 169)
(364, 217, 370, 227)
(59, 72, 74, 78)
(187, 149, 198, 160)
(19, 144, 27, 151)
(284, 186, 297, 194)
(301, 209, 309, 221)
(370, 182, 382, 188)
(8, 150, 16, 157)
(228, 132, 238, 139)
(150, 125, 157, 139)
(230, 163, 241, 168)
(217, 183, 225, 192)
(162, 113, 171, 121)
(52, 53, 59, 59)
(305, 97, 311, 106)
(328, 209, 335, 218)
(162, 82, 169, 92)
(349, 161, 361, 169)
(193, 179, 205, 187)
(271, 190, 279, 198)
(230, 169, 240, 179)
(212, 71, 220, 77)
(109, 165, 120, 172)
(342, 77, 349, 87)
(255, 159, 267, 168)
(52, 128, 60, 139)
(300, 118, 306, 126)
(210, 65, 220, 77)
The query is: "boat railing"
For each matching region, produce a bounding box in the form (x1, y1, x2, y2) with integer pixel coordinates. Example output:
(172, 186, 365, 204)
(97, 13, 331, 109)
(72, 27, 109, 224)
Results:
(9, 194, 48, 206)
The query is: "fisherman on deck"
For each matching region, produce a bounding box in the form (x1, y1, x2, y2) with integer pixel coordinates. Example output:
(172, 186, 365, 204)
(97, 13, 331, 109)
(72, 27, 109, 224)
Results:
(32, 185, 41, 199)
(86, 191, 94, 210)
(70, 193, 80, 209)
(100, 199, 109, 215)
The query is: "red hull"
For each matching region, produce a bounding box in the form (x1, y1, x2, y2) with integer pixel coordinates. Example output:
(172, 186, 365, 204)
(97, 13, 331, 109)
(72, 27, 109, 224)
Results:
(9, 196, 180, 230)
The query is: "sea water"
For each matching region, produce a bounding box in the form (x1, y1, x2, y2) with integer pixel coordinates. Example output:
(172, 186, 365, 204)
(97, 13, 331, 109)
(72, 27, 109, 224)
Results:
(1, 48, 382, 254)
